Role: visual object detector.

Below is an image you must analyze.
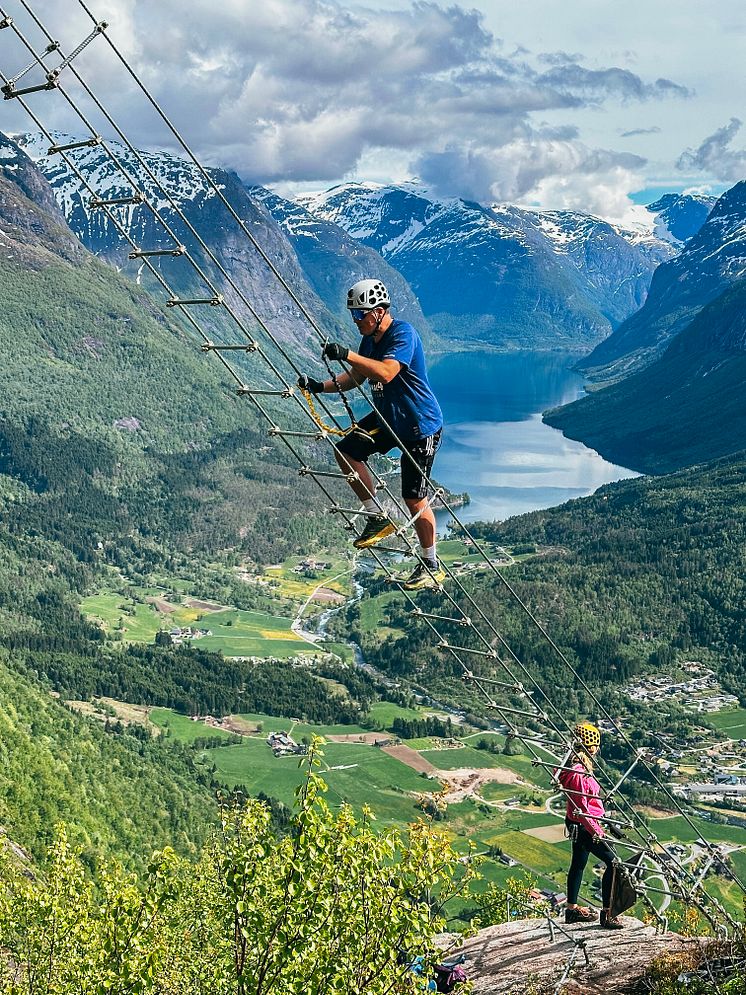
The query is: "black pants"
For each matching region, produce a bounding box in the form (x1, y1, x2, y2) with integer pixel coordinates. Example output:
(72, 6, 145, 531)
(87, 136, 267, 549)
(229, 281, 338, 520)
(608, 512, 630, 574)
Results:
(566, 819, 616, 907)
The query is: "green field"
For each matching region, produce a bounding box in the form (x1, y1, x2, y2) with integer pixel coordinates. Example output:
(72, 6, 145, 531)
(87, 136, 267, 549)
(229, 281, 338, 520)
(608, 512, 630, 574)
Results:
(487, 830, 569, 878)
(206, 738, 434, 824)
(150, 708, 235, 744)
(80, 593, 162, 642)
(706, 708, 746, 740)
(197, 608, 307, 657)
(366, 700, 425, 727)
(81, 589, 312, 659)
(420, 745, 500, 770)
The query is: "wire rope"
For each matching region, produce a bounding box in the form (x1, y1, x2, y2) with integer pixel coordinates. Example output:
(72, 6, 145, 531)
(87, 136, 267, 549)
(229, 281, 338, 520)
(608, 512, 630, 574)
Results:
(1, 0, 742, 929)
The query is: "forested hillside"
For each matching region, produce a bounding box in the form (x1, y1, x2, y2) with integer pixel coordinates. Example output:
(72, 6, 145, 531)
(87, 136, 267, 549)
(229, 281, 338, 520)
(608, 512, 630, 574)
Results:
(350, 453, 746, 703)
(544, 280, 746, 473)
(0, 651, 215, 868)
(0, 130, 351, 865)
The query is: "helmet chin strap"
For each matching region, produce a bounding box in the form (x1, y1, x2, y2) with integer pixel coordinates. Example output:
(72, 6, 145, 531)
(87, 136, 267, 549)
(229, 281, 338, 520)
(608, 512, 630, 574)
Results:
(372, 308, 385, 337)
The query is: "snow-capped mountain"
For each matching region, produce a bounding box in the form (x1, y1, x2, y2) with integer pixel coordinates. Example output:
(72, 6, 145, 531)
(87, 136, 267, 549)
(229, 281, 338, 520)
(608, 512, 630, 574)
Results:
(247, 185, 433, 342)
(579, 181, 746, 377)
(298, 182, 677, 351)
(14, 132, 346, 355)
(645, 193, 716, 245)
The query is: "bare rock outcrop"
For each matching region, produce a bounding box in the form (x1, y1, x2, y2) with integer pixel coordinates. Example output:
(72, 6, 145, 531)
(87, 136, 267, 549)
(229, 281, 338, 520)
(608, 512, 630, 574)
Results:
(456, 917, 704, 994)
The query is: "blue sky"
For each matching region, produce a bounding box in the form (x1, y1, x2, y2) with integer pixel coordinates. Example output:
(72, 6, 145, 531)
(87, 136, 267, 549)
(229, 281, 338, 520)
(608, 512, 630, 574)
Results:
(0, 0, 743, 220)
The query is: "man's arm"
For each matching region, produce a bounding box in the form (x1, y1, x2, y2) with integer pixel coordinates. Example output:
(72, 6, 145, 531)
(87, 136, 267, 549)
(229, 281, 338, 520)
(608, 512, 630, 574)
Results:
(345, 351, 401, 384)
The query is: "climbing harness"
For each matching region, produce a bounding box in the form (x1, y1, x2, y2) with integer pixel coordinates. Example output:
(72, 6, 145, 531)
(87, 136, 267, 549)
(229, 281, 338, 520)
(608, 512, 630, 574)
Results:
(1, 0, 744, 937)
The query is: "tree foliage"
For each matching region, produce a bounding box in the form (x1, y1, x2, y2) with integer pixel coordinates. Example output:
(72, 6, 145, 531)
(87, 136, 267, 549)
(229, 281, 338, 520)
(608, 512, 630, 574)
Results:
(0, 747, 477, 994)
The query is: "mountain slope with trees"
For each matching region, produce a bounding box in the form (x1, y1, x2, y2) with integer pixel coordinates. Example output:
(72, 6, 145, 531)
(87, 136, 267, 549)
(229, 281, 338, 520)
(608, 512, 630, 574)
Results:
(544, 279, 746, 473)
(351, 453, 746, 704)
(579, 180, 746, 379)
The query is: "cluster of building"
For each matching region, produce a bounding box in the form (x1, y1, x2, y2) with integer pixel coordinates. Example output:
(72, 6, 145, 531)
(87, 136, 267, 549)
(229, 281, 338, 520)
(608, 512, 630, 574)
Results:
(293, 558, 330, 574)
(266, 732, 308, 757)
(167, 625, 212, 645)
(623, 665, 739, 713)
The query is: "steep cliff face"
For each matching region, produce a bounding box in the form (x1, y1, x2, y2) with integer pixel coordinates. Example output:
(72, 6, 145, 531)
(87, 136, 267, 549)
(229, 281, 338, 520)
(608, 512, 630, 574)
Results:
(579, 181, 746, 378)
(15, 132, 344, 358)
(0, 129, 255, 449)
(544, 279, 746, 473)
(0, 132, 85, 266)
(299, 182, 675, 351)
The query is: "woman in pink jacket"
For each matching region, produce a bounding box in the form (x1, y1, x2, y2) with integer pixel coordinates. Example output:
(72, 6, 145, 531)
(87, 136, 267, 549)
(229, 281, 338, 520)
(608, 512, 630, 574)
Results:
(558, 722, 623, 929)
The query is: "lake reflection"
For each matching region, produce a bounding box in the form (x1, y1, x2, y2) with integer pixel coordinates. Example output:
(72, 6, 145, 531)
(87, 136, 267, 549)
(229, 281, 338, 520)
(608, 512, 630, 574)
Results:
(427, 351, 638, 526)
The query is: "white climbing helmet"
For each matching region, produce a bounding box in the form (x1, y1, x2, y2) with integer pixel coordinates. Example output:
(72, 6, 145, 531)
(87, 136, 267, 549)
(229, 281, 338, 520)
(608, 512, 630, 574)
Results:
(347, 279, 390, 311)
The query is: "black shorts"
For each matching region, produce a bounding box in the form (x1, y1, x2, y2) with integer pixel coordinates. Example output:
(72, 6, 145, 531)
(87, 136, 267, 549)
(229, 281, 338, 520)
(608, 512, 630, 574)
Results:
(335, 411, 441, 501)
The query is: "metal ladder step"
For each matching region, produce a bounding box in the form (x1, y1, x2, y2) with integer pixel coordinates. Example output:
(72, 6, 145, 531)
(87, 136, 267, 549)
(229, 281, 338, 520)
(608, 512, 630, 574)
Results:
(128, 245, 185, 258)
(47, 136, 101, 154)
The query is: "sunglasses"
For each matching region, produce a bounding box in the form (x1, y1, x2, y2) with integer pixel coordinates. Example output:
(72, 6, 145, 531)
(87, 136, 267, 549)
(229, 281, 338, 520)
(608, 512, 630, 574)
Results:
(350, 308, 371, 322)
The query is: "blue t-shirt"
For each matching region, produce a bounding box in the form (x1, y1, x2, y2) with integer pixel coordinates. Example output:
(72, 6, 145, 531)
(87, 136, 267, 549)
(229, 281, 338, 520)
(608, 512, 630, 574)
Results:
(358, 319, 443, 441)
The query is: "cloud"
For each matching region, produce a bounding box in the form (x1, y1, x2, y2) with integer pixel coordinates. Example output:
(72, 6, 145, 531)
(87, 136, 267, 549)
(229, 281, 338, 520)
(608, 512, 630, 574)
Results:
(677, 118, 746, 182)
(1, 0, 689, 206)
(620, 126, 661, 138)
(537, 65, 692, 104)
(415, 138, 645, 217)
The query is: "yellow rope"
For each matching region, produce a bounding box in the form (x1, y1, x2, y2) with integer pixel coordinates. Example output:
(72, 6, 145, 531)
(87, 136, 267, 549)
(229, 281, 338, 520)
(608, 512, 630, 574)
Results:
(301, 388, 349, 437)
(300, 389, 379, 441)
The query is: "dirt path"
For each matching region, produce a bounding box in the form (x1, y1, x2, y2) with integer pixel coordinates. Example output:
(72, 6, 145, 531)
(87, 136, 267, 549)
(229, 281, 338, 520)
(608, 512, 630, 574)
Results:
(382, 744, 438, 774)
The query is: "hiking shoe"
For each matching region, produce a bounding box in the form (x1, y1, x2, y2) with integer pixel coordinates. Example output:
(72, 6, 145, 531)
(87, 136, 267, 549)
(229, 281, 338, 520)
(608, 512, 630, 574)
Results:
(565, 907, 598, 924)
(353, 514, 396, 549)
(400, 559, 446, 590)
(600, 912, 624, 930)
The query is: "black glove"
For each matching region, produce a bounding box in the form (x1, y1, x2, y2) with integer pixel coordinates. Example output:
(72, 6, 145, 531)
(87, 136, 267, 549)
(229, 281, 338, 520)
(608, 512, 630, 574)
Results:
(297, 374, 325, 394)
(608, 824, 625, 840)
(322, 341, 349, 363)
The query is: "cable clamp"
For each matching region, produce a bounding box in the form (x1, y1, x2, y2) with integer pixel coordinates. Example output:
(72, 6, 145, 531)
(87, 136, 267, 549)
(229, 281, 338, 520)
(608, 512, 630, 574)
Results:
(0, 17, 13, 29)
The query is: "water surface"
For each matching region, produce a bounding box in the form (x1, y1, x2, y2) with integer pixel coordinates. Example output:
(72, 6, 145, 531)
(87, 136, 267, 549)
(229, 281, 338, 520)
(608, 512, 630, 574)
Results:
(427, 351, 638, 526)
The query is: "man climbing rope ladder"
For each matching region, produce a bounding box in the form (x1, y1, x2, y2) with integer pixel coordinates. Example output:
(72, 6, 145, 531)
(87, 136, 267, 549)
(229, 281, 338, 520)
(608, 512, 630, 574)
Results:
(298, 279, 445, 590)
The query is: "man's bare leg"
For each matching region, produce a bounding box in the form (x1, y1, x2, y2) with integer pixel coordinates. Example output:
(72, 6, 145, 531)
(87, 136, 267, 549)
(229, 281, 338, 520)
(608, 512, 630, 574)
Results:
(334, 448, 377, 503)
(405, 497, 436, 552)
(334, 448, 395, 548)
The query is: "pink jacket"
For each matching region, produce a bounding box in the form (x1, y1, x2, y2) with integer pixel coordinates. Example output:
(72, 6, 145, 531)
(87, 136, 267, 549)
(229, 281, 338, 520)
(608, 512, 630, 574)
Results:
(558, 761, 605, 837)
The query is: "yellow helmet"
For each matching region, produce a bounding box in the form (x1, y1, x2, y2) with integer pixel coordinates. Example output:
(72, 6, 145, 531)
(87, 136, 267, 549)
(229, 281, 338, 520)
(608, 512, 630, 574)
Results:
(574, 722, 601, 748)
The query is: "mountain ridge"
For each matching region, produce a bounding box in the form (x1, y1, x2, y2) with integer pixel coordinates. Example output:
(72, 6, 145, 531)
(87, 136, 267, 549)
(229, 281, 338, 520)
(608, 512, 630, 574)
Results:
(578, 181, 746, 378)
(298, 181, 681, 351)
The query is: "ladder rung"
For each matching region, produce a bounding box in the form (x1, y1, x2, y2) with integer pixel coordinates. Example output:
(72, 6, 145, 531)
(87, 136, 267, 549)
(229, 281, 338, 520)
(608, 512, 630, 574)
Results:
(2, 79, 57, 100)
(166, 296, 223, 308)
(202, 341, 259, 353)
(411, 608, 470, 627)
(466, 674, 527, 690)
(48, 136, 101, 154)
(439, 642, 497, 659)
(237, 386, 292, 397)
(464, 674, 523, 692)
(268, 427, 326, 440)
(372, 545, 407, 554)
(299, 466, 358, 483)
(489, 703, 547, 721)
(90, 193, 144, 208)
(128, 246, 185, 258)
(327, 506, 388, 519)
